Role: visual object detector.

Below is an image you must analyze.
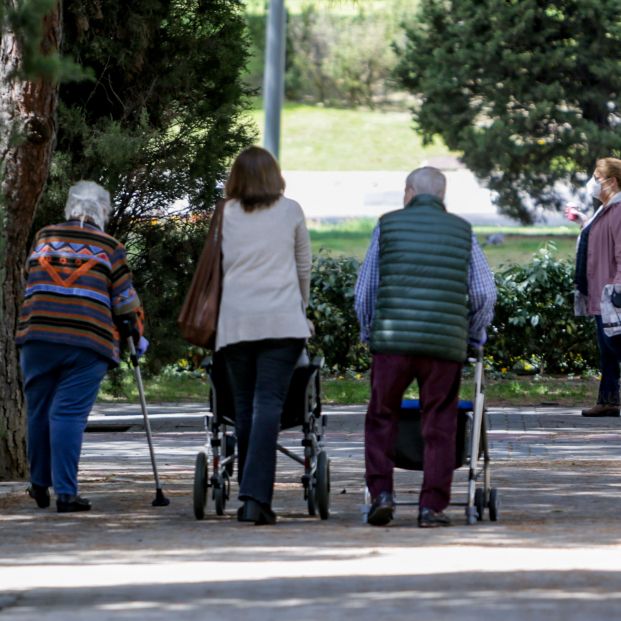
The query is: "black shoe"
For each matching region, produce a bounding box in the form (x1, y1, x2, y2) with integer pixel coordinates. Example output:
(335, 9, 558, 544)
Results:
(56, 494, 91, 513)
(27, 484, 50, 509)
(418, 507, 451, 528)
(237, 499, 276, 525)
(367, 491, 395, 526)
(581, 404, 620, 417)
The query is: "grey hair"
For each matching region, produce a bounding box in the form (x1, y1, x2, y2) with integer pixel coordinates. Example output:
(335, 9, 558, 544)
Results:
(64, 181, 112, 229)
(405, 166, 446, 200)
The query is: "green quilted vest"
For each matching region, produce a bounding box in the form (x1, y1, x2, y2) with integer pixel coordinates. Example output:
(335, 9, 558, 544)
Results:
(370, 194, 472, 362)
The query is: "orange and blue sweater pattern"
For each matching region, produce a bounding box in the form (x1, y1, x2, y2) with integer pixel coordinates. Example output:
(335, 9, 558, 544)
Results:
(16, 220, 143, 366)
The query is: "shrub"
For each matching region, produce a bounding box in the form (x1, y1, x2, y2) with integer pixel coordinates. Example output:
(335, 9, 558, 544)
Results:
(487, 244, 598, 374)
(308, 244, 599, 376)
(307, 252, 370, 371)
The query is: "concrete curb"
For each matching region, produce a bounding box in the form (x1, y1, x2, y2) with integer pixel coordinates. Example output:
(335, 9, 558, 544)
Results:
(85, 413, 207, 433)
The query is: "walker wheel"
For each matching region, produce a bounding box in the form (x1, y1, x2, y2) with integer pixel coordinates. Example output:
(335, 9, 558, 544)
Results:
(316, 451, 330, 520)
(474, 487, 485, 521)
(193, 451, 209, 520)
(488, 488, 500, 522)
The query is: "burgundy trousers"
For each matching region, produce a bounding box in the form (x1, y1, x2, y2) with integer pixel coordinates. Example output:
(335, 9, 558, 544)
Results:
(365, 353, 462, 512)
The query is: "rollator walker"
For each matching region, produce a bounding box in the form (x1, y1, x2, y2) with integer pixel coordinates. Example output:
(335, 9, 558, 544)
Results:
(193, 351, 330, 520)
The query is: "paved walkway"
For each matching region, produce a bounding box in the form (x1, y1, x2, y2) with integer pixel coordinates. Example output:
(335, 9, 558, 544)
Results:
(1, 405, 621, 620)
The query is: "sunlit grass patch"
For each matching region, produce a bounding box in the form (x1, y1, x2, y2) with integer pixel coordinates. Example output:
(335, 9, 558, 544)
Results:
(99, 370, 210, 404)
(319, 374, 598, 406)
(244, 102, 453, 170)
(307, 218, 577, 269)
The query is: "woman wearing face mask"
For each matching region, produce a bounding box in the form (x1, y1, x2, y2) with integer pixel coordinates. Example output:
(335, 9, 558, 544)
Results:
(574, 158, 621, 417)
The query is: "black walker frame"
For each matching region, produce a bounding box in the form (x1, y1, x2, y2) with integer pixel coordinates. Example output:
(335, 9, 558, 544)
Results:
(193, 353, 330, 520)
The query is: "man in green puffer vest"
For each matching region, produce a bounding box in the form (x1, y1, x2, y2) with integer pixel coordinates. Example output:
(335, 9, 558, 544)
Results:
(355, 166, 496, 527)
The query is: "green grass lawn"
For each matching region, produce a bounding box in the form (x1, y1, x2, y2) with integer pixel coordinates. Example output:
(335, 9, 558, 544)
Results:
(309, 218, 576, 269)
(99, 370, 598, 408)
(99, 372, 211, 404)
(323, 373, 598, 407)
(480, 235, 575, 270)
(244, 102, 453, 170)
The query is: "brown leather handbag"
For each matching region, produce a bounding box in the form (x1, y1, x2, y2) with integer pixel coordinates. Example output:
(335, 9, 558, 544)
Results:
(177, 199, 225, 348)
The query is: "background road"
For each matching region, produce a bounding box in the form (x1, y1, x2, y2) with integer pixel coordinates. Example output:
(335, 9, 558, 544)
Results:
(284, 161, 570, 225)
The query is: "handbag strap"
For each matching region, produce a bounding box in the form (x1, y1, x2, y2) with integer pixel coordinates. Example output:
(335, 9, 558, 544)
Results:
(207, 198, 226, 247)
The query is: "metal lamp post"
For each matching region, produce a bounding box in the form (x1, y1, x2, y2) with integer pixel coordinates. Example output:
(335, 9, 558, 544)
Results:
(263, 0, 286, 161)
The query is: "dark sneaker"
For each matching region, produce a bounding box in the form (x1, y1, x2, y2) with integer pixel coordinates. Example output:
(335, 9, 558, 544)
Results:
(367, 491, 395, 526)
(27, 484, 50, 509)
(581, 404, 620, 417)
(56, 494, 91, 513)
(418, 507, 451, 528)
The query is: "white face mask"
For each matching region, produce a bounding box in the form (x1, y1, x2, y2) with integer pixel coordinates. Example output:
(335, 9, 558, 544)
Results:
(586, 176, 602, 200)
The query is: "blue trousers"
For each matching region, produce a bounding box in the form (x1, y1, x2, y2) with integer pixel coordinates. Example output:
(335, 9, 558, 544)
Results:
(223, 338, 304, 507)
(20, 342, 109, 496)
(595, 316, 621, 405)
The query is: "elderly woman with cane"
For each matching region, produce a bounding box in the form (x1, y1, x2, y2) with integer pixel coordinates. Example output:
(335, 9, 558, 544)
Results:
(16, 181, 146, 512)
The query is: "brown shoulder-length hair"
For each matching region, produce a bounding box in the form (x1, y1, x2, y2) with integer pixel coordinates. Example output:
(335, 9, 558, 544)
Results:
(225, 146, 285, 212)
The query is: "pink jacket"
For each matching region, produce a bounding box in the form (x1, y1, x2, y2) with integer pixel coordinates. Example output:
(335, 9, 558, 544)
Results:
(586, 197, 621, 315)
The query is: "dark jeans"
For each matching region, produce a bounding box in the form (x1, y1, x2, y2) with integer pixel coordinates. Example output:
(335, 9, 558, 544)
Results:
(20, 341, 109, 496)
(365, 353, 462, 513)
(595, 315, 621, 406)
(223, 338, 305, 507)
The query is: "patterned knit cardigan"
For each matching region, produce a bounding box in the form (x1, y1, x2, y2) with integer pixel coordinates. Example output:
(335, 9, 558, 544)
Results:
(16, 220, 143, 366)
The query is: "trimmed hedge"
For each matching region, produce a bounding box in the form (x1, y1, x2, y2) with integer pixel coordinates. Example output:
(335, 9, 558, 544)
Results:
(308, 246, 598, 374)
(489, 245, 597, 374)
(307, 253, 370, 372)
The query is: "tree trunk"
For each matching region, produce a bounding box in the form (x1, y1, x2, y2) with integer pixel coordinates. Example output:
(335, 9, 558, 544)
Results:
(0, 2, 61, 480)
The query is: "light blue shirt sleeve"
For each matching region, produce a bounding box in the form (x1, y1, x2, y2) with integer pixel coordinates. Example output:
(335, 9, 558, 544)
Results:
(354, 224, 380, 343)
(467, 233, 497, 345)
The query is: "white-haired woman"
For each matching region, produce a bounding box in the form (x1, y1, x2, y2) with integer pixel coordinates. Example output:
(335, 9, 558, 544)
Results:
(16, 181, 145, 513)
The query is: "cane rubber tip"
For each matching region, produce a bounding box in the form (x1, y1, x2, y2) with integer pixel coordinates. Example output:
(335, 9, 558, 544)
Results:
(152, 490, 170, 506)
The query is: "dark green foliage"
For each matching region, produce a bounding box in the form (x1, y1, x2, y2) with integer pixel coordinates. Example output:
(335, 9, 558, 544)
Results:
(34, 0, 254, 370)
(308, 253, 370, 371)
(245, 3, 401, 106)
(46, 0, 253, 223)
(487, 245, 598, 374)
(125, 218, 207, 373)
(396, 0, 621, 223)
(5, 0, 82, 80)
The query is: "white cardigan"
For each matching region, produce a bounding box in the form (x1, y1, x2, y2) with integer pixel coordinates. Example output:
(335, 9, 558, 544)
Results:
(215, 196, 312, 351)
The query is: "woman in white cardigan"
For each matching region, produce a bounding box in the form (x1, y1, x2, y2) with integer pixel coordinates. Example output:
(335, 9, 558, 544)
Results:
(217, 146, 312, 525)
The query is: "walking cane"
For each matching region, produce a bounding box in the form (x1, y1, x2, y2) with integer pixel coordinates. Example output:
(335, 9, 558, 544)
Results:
(123, 321, 170, 507)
